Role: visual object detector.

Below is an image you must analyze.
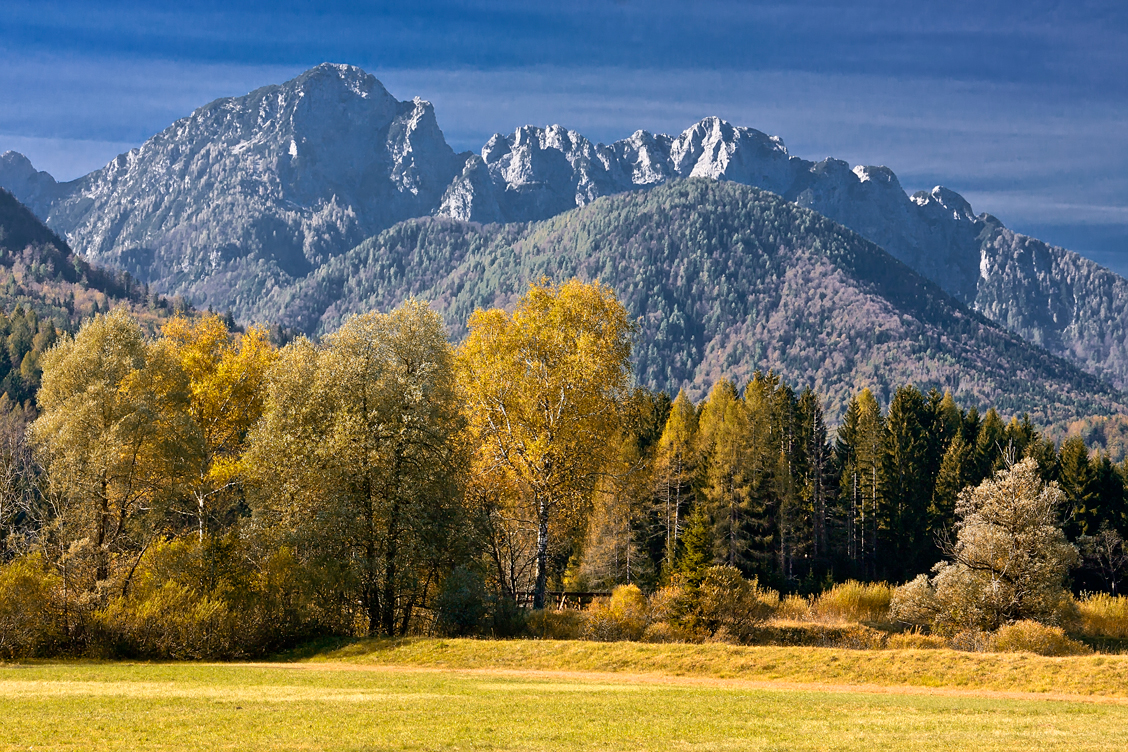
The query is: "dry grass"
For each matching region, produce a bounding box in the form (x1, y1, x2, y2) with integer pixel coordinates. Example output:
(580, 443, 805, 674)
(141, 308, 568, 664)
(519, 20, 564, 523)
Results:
(309, 637, 1128, 698)
(1079, 593, 1128, 639)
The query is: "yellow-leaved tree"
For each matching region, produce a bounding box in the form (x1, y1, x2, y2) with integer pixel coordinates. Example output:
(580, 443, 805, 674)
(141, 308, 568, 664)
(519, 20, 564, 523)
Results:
(31, 308, 199, 587)
(160, 314, 277, 540)
(457, 279, 634, 609)
(246, 300, 467, 636)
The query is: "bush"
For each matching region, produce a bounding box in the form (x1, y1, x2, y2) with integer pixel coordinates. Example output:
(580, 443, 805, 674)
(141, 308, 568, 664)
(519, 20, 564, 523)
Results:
(775, 594, 811, 621)
(640, 621, 696, 643)
(95, 581, 238, 660)
(889, 574, 941, 628)
(747, 622, 887, 649)
(988, 620, 1092, 656)
(692, 566, 776, 642)
(434, 567, 489, 637)
(1077, 593, 1128, 639)
(812, 580, 893, 623)
(0, 554, 63, 659)
(583, 584, 649, 642)
(526, 609, 584, 640)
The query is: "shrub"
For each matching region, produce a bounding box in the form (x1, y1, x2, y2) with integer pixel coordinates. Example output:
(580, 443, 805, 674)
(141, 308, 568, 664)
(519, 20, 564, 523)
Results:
(640, 621, 696, 643)
(95, 581, 238, 659)
(0, 554, 63, 659)
(692, 566, 775, 642)
(988, 620, 1092, 656)
(647, 584, 693, 624)
(1077, 593, 1128, 639)
(948, 630, 990, 653)
(583, 584, 650, 642)
(748, 622, 887, 649)
(812, 580, 893, 623)
(526, 609, 584, 640)
(889, 574, 941, 628)
(434, 567, 489, 637)
(775, 594, 811, 621)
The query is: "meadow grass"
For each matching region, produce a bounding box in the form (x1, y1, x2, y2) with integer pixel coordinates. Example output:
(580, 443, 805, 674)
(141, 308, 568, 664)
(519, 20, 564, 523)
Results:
(3, 659, 1128, 751)
(5, 639, 1128, 750)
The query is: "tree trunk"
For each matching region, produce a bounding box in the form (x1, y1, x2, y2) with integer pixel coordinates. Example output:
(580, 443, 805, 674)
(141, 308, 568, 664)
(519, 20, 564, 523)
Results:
(533, 495, 550, 610)
(381, 498, 400, 635)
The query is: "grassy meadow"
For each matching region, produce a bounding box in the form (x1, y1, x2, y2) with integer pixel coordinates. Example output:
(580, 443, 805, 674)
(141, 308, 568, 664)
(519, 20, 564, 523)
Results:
(5, 640, 1128, 751)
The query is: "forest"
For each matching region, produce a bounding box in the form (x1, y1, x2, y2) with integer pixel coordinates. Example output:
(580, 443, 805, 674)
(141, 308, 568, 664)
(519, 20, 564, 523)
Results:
(0, 278, 1126, 659)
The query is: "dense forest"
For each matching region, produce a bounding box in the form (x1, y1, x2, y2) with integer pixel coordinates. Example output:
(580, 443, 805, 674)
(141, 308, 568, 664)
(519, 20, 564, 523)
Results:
(1, 279, 1126, 659)
(262, 180, 1124, 428)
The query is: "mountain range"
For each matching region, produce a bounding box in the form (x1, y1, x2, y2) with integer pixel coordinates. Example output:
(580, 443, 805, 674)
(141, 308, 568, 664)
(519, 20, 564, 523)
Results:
(1, 62, 1126, 416)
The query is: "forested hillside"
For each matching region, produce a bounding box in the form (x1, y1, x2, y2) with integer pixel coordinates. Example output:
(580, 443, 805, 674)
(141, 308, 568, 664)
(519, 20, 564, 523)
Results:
(0, 189, 190, 406)
(261, 179, 1123, 426)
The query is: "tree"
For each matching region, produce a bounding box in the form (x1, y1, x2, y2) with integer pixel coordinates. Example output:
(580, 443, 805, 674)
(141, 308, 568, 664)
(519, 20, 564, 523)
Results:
(797, 387, 832, 574)
(457, 279, 634, 609)
(30, 308, 199, 586)
(698, 379, 755, 573)
(931, 433, 973, 540)
(881, 385, 932, 579)
(843, 388, 884, 577)
(161, 314, 276, 540)
(652, 389, 698, 580)
(247, 301, 467, 635)
(891, 459, 1078, 632)
(1058, 436, 1098, 538)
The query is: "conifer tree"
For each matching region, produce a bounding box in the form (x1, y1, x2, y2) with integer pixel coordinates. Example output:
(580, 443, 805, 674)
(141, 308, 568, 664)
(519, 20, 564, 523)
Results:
(1058, 436, 1098, 538)
(698, 379, 754, 572)
(797, 387, 832, 572)
(882, 385, 932, 579)
(652, 389, 698, 580)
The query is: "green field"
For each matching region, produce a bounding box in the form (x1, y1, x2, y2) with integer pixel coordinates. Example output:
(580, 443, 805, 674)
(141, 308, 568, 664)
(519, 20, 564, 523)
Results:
(4, 640, 1128, 751)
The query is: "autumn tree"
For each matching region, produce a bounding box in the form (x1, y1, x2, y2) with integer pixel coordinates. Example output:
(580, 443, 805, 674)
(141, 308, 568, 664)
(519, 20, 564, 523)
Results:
(457, 279, 634, 609)
(697, 379, 755, 572)
(161, 314, 276, 540)
(652, 389, 698, 579)
(247, 300, 467, 635)
(30, 308, 199, 586)
(891, 459, 1078, 632)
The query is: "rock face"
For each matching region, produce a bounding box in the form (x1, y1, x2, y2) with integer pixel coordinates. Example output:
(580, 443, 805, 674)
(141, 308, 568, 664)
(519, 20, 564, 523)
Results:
(0, 152, 61, 220)
(2, 63, 1127, 392)
(439, 117, 985, 305)
(5, 64, 467, 312)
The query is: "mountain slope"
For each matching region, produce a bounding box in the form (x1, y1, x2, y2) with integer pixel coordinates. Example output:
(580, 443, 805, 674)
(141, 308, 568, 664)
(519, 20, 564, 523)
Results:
(1, 64, 1126, 393)
(262, 179, 1123, 425)
(0, 188, 188, 404)
(2, 64, 466, 314)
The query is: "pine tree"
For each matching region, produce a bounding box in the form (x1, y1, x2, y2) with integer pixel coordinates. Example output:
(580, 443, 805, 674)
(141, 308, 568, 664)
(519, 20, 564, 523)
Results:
(882, 385, 932, 580)
(675, 505, 712, 587)
(1058, 436, 1098, 538)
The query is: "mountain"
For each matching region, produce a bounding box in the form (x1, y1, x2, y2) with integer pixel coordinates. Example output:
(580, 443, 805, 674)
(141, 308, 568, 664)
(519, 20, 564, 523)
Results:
(260, 179, 1124, 426)
(0, 188, 187, 405)
(2, 63, 1126, 393)
(0, 63, 466, 316)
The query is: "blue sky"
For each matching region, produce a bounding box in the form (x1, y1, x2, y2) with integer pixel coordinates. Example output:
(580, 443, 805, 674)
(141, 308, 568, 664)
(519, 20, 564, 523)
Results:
(2, 1, 1127, 272)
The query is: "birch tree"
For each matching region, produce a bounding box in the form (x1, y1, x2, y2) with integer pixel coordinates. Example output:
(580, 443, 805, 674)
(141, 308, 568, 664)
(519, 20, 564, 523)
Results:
(457, 279, 634, 609)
